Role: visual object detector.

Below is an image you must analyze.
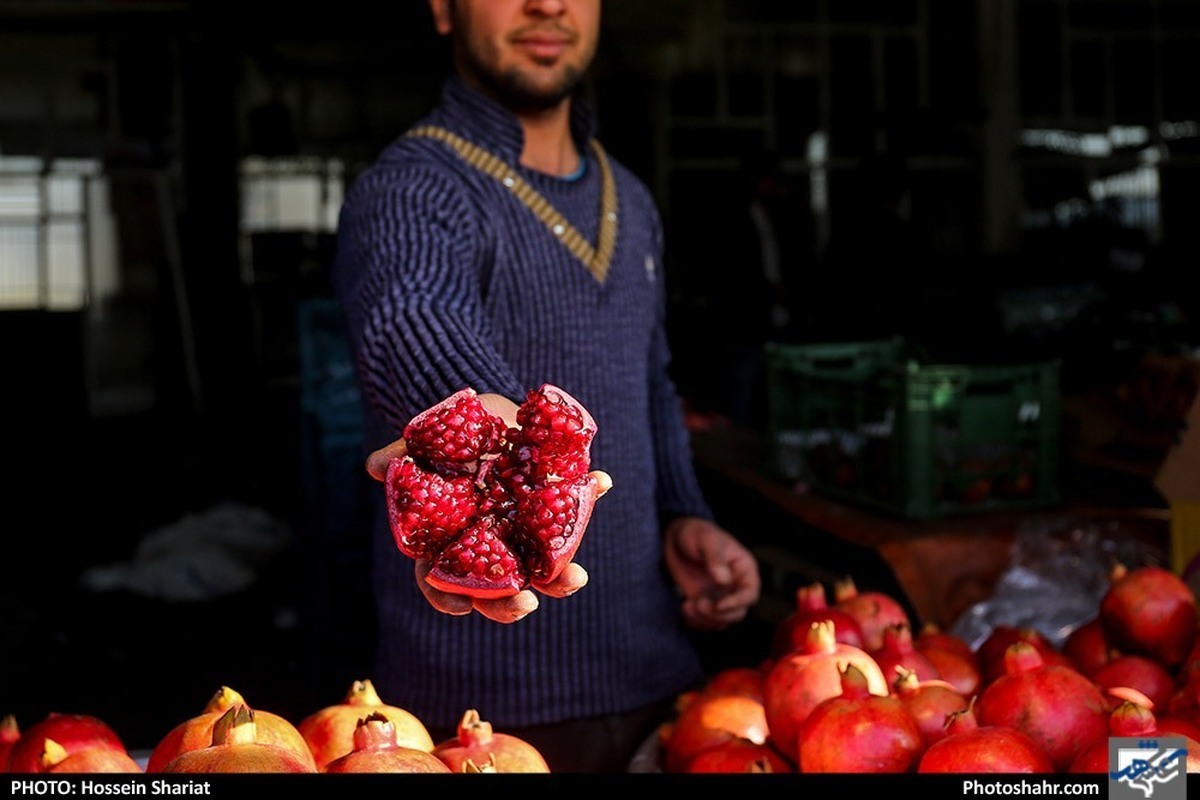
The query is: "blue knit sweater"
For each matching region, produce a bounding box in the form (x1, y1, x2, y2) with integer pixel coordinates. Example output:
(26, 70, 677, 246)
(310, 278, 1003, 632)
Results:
(331, 76, 714, 729)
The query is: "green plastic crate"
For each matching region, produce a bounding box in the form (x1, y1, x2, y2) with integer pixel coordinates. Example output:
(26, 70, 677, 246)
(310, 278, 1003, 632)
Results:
(765, 338, 1061, 520)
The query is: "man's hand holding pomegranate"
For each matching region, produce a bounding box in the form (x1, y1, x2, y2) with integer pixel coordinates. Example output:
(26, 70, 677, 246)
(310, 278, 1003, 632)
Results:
(367, 388, 609, 623)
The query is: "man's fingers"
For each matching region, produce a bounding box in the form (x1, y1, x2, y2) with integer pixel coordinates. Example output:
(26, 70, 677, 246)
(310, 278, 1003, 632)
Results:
(366, 440, 408, 481)
(413, 559, 474, 615)
(474, 591, 540, 623)
(416, 554, 586, 621)
(532, 562, 589, 598)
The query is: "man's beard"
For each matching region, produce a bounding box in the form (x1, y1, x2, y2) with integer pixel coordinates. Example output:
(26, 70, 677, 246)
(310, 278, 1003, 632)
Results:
(466, 55, 585, 113)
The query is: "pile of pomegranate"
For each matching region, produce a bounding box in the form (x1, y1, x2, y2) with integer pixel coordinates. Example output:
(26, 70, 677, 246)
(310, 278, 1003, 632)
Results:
(3, 564, 1197, 774)
(655, 565, 1200, 773)
(1, 681, 551, 774)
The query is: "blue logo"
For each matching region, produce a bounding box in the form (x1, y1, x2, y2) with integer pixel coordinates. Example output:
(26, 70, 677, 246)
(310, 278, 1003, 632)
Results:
(1109, 737, 1188, 800)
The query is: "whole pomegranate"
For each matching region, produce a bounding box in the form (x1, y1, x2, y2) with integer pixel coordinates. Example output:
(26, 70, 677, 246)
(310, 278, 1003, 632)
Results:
(762, 619, 889, 762)
(1062, 616, 1117, 677)
(698, 665, 767, 701)
(297, 678, 434, 770)
(1099, 563, 1198, 670)
(1169, 672, 1200, 724)
(770, 581, 865, 656)
(432, 709, 550, 773)
(918, 703, 1054, 773)
(38, 739, 142, 773)
(146, 685, 316, 772)
(914, 624, 981, 697)
(682, 737, 792, 773)
(833, 577, 911, 652)
(322, 713, 451, 773)
(1090, 653, 1177, 711)
(796, 663, 923, 773)
(1069, 690, 1200, 773)
(975, 641, 1109, 771)
(1, 714, 21, 770)
(661, 689, 770, 773)
(892, 669, 969, 753)
(159, 705, 317, 773)
(6, 712, 127, 774)
(1177, 637, 1200, 686)
(975, 624, 1073, 687)
(915, 623, 975, 662)
(872, 622, 940, 685)
(387, 385, 611, 598)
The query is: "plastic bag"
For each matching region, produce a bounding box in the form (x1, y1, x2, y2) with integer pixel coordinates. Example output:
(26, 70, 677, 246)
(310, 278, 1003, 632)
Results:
(949, 516, 1167, 651)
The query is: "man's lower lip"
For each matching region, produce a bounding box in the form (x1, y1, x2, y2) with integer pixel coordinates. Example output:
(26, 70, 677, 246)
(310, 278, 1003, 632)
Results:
(519, 41, 568, 59)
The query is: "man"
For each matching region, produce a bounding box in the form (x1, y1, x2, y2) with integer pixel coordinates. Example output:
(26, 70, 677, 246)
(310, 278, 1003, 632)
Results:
(332, 0, 761, 772)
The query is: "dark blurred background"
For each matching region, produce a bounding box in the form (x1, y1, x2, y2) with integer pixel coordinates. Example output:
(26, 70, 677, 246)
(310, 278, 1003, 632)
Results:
(2, 0, 1198, 752)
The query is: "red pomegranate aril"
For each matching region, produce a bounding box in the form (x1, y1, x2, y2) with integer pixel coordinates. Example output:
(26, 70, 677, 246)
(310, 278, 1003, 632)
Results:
(426, 517, 524, 599)
(404, 388, 505, 471)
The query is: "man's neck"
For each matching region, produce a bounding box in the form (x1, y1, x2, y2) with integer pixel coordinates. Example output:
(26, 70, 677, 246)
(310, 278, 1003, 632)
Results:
(518, 103, 580, 177)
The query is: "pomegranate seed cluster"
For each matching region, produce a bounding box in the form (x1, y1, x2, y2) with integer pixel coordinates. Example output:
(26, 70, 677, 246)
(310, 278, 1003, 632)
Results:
(385, 384, 603, 599)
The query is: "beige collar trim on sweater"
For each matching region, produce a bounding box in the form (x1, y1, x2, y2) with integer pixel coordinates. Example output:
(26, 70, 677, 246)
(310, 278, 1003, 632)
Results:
(408, 125, 618, 284)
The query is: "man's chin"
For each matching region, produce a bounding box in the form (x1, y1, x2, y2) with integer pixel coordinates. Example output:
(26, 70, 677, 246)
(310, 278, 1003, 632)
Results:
(493, 68, 582, 111)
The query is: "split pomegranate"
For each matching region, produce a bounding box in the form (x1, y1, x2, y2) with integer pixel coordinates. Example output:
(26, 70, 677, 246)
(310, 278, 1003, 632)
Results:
(432, 709, 550, 773)
(38, 739, 142, 773)
(917, 703, 1054, 773)
(5, 712, 127, 774)
(387, 385, 611, 598)
(297, 678, 434, 770)
(145, 685, 316, 773)
(1099, 563, 1198, 670)
(975, 641, 1109, 771)
(796, 663, 923, 773)
(159, 705, 317, 773)
(322, 713, 451, 773)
